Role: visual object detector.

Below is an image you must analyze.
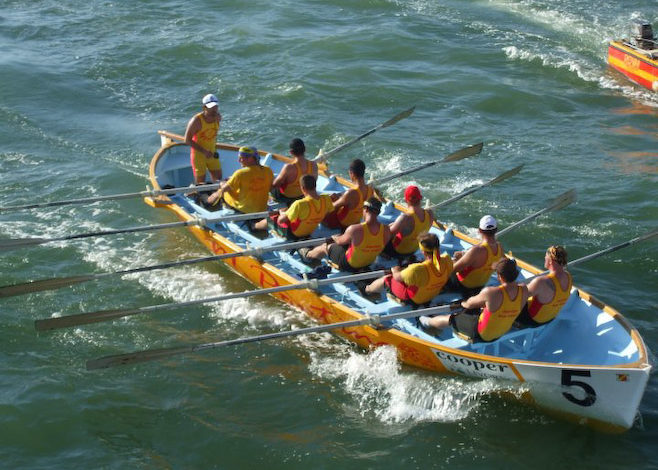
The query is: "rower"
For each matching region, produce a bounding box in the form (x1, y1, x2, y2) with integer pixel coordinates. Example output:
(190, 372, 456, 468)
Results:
(365, 232, 452, 306)
(184, 93, 222, 184)
(207, 146, 274, 217)
(322, 159, 381, 231)
(516, 245, 572, 327)
(270, 138, 318, 206)
(420, 257, 528, 342)
(304, 197, 391, 272)
(253, 174, 334, 240)
(383, 185, 434, 263)
(448, 214, 503, 297)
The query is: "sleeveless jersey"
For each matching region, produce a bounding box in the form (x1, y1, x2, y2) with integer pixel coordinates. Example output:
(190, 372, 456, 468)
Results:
(527, 272, 572, 324)
(456, 241, 503, 288)
(346, 222, 385, 269)
(280, 160, 314, 199)
(287, 194, 334, 237)
(477, 285, 524, 341)
(191, 112, 219, 157)
(337, 185, 374, 228)
(392, 208, 432, 255)
(400, 254, 453, 305)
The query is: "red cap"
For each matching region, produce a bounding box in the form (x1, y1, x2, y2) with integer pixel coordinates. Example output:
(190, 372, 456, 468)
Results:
(404, 185, 422, 203)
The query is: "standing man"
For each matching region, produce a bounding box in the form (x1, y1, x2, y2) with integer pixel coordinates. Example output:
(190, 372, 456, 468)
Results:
(207, 146, 273, 214)
(185, 93, 222, 184)
(420, 257, 528, 342)
(516, 245, 572, 326)
(271, 138, 318, 206)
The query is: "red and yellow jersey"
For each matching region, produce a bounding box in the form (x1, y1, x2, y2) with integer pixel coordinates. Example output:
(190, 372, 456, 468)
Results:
(346, 222, 385, 269)
(286, 194, 334, 237)
(527, 272, 572, 324)
(224, 165, 274, 213)
(477, 285, 523, 341)
(400, 254, 453, 305)
(392, 208, 432, 255)
(191, 112, 219, 157)
(280, 160, 314, 199)
(456, 241, 503, 288)
(337, 185, 374, 228)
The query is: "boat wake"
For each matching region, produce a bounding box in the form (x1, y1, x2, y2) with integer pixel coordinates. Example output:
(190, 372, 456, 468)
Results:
(308, 346, 527, 429)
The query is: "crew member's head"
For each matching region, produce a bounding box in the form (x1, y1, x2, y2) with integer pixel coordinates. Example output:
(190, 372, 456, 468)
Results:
(363, 197, 381, 217)
(494, 257, 519, 283)
(300, 174, 316, 194)
(289, 138, 306, 157)
(202, 93, 219, 115)
(478, 214, 498, 235)
(348, 159, 366, 180)
(546, 245, 568, 268)
(238, 146, 259, 166)
(418, 232, 440, 260)
(404, 185, 422, 206)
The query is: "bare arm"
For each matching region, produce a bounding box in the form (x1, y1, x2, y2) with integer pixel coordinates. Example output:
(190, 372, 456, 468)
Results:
(461, 287, 489, 310)
(272, 164, 293, 189)
(333, 224, 359, 246)
(452, 245, 483, 273)
(184, 115, 213, 158)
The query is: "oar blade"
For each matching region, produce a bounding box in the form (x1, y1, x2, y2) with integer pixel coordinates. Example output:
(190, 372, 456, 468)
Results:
(35, 307, 140, 331)
(547, 188, 577, 212)
(0, 275, 96, 298)
(86, 346, 192, 370)
(382, 106, 415, 128)
(489, 164, 524, 185)
(0, 237, 48, 252)
(442, 142, 483, 163)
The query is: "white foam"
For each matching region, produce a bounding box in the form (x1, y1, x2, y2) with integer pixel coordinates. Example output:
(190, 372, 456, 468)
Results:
(308, 345, 526, 428)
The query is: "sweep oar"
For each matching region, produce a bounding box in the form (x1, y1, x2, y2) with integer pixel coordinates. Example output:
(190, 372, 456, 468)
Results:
(1, 237, 326, 298)
(312, 106, 415, 162)
(35, 270, 387, 332)
(0, 184, 225, 214)
(430, 164, 524, 210)
(85, 302, 457, 370)
(371, 142, 484, 186)
(0, 211, 271, 252)
(497, 189, 577, 238)
(566, 229, 658, 269)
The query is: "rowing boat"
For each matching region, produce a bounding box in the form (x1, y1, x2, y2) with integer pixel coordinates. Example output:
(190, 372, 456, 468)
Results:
(608, 21, 658, 91)
(141, 131, 651, 433)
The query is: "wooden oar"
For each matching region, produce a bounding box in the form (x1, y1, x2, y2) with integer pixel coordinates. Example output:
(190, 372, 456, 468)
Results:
(85, 302, 456, 370)
(35, 270, 388, 332)
(371, 142, 484, 186)
(565, 229, 658, 269)
(0, 237, 327, 298)
(312, 106, 416, 162)
(0, 183, 223, 213)
(497, 189, 576, 237)
(0, 211, 272, 252)
(430, 165, 524, 210)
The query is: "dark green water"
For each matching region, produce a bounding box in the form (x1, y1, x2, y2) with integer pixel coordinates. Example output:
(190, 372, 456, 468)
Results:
(1, 1, 657, 468)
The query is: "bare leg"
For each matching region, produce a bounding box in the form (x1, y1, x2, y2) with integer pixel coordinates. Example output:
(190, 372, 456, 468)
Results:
(365, 275, 387, 295)
(306, 243, 329, 260)
(210, 169, 222, 182)
(253, 218, 268, 231)
(426, 315, 451, 329)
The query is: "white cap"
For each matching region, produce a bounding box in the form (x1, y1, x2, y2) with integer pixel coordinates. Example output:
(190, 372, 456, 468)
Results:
(202, 94, 219, 108)
(479, 215, 497, 231)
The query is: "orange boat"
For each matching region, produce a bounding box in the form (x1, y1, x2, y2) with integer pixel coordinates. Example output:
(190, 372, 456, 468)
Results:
(608, 21, 658, 92)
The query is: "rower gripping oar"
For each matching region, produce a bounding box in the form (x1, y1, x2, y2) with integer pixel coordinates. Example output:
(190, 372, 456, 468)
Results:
(371, 142, 484, 186)
(497, 189, 576, 238)
(312, 106, 416, 162)
(0, 211, 271, 252)
(85, 302, 457, 370)
(1, 237, 327, 298)
(35, 270, 388, 332)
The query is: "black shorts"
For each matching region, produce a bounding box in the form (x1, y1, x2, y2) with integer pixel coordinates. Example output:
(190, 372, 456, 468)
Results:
(267, 214, 304, 241)
(271, 187, 302, 207)
(449, 309, 482, 341)
(515, 304, 545, 328)
(328, 243, 357, 272)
